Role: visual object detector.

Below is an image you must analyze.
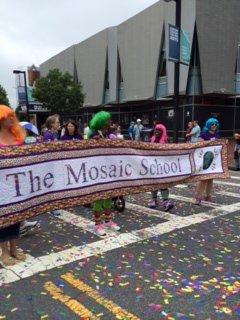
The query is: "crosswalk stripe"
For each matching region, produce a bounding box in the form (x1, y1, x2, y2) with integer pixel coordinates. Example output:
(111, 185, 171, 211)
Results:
(44, 281, 97, 319)
(62, 273, 140, 320)
(216, 191, 240, 198)
(170, 194, 220, 208)
(215, 180, 240, 187)
(1, 201, 240, 286)
(56, 209, 119, 238)
(126, 202, 178, 220)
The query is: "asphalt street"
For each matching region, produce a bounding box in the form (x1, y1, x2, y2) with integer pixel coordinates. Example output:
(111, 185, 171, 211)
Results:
(0, 171, 239, 320)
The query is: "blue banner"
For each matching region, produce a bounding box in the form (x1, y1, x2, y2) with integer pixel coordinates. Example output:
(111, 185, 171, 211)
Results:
(168, 24, 180, 62)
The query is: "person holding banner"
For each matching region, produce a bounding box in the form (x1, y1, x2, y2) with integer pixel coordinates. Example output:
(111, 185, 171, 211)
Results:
(88, 111, 121, 236)
(0, 105, 27, 266)
(195, 118, 220, 205)
(148, 124, 174, 211)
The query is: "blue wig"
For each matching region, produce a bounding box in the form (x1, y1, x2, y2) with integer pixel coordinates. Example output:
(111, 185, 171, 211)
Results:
(202, 118, 220, 133)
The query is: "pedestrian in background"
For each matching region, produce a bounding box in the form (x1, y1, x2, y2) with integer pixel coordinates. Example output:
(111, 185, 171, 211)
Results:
(43, 115, 61, 142)
(134, 119, 144, 141)
(185, 121, 193, 142)
(60, 120, 82, 141)
(234, 132, 240, 171)
(128, 121, 135, 140)
(186, 120, 201, 143)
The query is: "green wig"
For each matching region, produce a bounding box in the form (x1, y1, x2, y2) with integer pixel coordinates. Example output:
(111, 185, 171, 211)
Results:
(89, 111, 111, 131)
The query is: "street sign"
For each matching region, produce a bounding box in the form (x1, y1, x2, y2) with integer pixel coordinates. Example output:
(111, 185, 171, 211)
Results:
(168, 24, 180, 62)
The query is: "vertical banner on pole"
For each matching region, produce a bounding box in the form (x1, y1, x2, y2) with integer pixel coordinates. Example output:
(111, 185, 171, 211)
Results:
(168, 24, 180, 62)
(180, 29, 190, 65)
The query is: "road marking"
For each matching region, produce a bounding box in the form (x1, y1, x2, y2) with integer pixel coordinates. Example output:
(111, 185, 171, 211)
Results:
(62, 273, 140, 320)
(126, 202, 178, 220)
(56, 209, 119, 238)
(215, 180, 240, 187)
(216, 191, 240, 198)
(230, 175, 240, 180)
(170, 194, 220, 208)
(44, 281, 97, 319)
(1, 201, 240, 286)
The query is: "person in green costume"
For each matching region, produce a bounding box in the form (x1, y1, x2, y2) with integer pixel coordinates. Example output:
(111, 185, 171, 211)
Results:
(88, 111, 121, 236)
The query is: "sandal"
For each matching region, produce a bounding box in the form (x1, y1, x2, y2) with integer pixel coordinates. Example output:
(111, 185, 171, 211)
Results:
(10, 250, 26, 261)
(1, 255, 18, 266)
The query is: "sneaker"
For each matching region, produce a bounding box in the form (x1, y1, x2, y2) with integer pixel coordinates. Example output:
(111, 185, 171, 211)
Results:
(51, 210, 61, 216)
(163, 200, 174, 212)
(148, 199, 158, 209)
(20, 221, 40, 236)
(104, 221, 121, 231)
(94, 224, 106, 236)
(194, 198, 202, 206)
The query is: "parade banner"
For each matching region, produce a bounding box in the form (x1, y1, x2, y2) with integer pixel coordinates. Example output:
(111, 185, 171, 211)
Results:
(0, 139, 229, 228)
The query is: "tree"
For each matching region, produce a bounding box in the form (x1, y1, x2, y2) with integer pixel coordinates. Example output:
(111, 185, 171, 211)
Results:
(32, 69, 85, 115)
(0, 84, 10, 106)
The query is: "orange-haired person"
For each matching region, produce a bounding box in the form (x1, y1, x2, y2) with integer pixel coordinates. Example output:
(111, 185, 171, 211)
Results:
(0, 105, 27, 266)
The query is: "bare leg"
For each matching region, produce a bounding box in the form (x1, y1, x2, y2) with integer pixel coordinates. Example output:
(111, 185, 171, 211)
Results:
(9, 239, 26, 261)
(196, 181, 207, 199)
(205, 179, 213, 200)
(0, 241, 17, 266)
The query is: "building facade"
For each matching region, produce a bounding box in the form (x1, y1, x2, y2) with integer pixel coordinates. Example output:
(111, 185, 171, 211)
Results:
(39, 0, 240, 138)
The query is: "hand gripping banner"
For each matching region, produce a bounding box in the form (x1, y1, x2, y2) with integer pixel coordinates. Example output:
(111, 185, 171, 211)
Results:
(0, 139, 229, 228)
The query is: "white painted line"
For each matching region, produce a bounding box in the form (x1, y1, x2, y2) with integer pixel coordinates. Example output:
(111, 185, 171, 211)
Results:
(215, 180, 240, 187)
(230, 175, 240, 180)
(170, 194, 221, 208)
(216, 191, 240, 198)
(56, 209, 119, 238)
(126, 202, 178, 220)
(173, 184, 188, 189)
(1, 202, 240, 286)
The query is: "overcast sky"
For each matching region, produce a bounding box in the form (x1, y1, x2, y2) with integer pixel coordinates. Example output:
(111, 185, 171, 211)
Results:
(0, 0, 158, 108)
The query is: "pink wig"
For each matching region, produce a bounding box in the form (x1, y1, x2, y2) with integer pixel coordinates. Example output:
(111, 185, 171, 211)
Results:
(151, 123, 168, 144)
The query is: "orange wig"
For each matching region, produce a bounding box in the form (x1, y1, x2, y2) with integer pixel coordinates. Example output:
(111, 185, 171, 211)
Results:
(0, 105, 26, 142)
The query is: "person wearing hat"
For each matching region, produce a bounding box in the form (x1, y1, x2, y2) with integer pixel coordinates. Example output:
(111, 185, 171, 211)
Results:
(133, 119, 144, 141)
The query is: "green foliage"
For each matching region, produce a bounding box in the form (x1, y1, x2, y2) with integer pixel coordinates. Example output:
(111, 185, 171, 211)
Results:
(32, 69, 85, 115)
(0, 84, 10, 106)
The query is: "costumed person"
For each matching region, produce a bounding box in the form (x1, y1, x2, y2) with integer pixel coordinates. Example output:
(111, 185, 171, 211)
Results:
(88, 111, 121, 236)
(195, 117, 220, 205)
(0, 105, 27, 266)
(19, 122, 40, 236)
(148, 124, 174, 211)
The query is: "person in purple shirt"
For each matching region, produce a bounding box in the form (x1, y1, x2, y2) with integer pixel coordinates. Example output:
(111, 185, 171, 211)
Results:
(195, 118, 220, 205)
(60, 120, 82, 141)
(43, 115, 60, 142)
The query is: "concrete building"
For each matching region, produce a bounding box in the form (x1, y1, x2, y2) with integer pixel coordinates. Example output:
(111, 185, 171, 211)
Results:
(39, 0, 240, 138)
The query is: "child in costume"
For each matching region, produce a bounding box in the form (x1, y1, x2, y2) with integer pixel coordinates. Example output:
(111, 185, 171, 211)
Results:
(195, 117, 220, 205)
(148, 124, 174, 211)
(88, 111, 121, 236)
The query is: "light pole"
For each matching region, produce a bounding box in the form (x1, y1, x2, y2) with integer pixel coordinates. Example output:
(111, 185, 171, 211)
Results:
(164, 0, 181, 142)
(13, 69, 30, 120)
